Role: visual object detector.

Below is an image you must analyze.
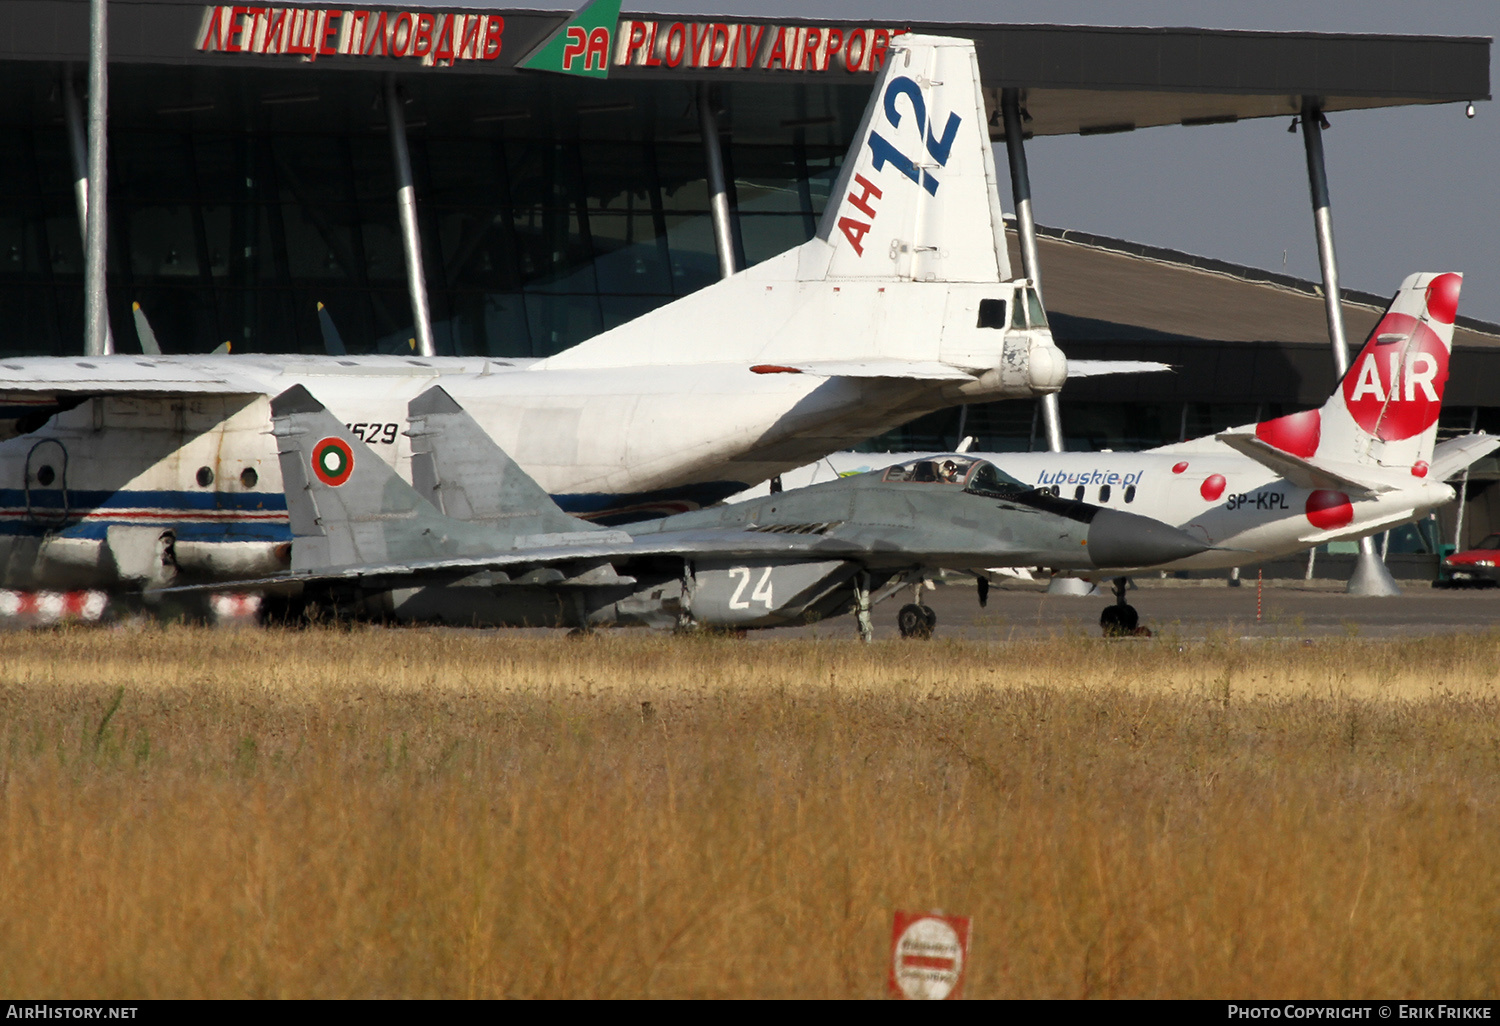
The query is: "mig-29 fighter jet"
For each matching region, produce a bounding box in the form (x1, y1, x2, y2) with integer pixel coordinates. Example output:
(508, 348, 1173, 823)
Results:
(177, 385, 1210, 639)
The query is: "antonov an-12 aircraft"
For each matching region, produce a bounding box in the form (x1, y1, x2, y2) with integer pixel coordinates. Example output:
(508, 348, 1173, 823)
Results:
(739, 273, 1498, 633)
(0, 34, 1157, 597)
(167, 385, 1210, 639)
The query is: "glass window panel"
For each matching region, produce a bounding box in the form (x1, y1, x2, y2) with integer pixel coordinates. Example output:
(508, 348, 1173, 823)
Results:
(200, 206, 232, 279)
(590, 212, 671, 294)
(302, 289, 374, 356)
(428, 291, 531, 358)
(357, 286, 418, 353)
(360, 212, 405, 283)
(578, 146, 654, 212)
(802, 148, 844, 217)
(662, 212, 718, 295)
(0, 129, 36, 200)
(653, 143, 711, 212)
(113, 133, 195, 203)
(0, 215, 40, 276)
(438, 209, 521, 291)
(739, 214, 813, 267)
(0, 285, 63, 356)
(524, 292, 601, 356)
(600, 295, 669, 333)
(481, 292, 533, 358)
(348, 135, 396, 208)
(272, 136, 354, 208)
(515, 208, 598, 294)
(280, 204, 361, 281)
(47, 215, 83, 276)
(129, 287, 217, 354)
(127, 206, 201, 279)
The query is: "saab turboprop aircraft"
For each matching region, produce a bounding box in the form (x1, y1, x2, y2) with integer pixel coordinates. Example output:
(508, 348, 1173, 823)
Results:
(736, 273, 1497, 634)
(175, 385, 1210, 639)
(0, 34, 1161, 598)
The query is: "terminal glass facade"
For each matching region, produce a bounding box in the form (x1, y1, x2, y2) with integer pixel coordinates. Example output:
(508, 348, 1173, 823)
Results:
(0, 63, 850, 359)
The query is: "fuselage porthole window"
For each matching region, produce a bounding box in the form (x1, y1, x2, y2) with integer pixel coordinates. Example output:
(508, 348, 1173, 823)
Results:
(1099, 484, 1111, 503)
(1125, 484, 1136, 504)
(1073, 485, 1085, 502)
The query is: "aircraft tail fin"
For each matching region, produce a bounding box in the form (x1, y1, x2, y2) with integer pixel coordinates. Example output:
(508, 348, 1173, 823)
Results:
(407, 386, 600, 537)
(531, 35, 1027, 375)
(807, 33, 1009, 284)
(270, 385, 488, 571)
(1229, 273, 1462, 482)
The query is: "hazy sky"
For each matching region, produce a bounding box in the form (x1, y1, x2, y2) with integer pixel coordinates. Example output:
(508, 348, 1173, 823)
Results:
(609, 1, 1500, 322)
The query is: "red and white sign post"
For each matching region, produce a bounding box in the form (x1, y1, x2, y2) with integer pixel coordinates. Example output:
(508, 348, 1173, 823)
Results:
(888, 910, 971, 1000)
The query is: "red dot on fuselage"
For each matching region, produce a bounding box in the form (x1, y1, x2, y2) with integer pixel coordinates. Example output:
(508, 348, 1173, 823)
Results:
(1412, 461, 1429, 478)
(1305, 489, 1354, 530)
(1172, 461, 1189, 474)
(1201, 474, 1226, 501)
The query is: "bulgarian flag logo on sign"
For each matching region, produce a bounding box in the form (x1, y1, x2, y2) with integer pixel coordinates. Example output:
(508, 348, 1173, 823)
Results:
(312, 437, 354, 487)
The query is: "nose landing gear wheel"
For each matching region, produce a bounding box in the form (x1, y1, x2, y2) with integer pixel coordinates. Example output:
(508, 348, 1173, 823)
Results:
(898, 603, 936, 639)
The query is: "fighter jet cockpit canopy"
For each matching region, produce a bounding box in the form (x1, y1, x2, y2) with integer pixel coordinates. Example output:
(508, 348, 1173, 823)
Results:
(880, 456, 1030, 497)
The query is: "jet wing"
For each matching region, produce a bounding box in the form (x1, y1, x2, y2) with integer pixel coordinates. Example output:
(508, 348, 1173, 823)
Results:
(0, 358, 267, 440)
(162, 529, 873, 596)
(1430, 433, 1500, 482)
(0, 358, 263, 395)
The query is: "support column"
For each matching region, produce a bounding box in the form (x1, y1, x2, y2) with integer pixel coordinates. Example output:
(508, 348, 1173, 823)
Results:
(1300, 104, 1399, 597)
(83, 0, 111, 357)
(1004, 89, 1092, 597)
(1001, 89, 1062, 454)
(64, 69, 113, 355)
(386, 75, 435, 358)
(698, 83, 738, 279)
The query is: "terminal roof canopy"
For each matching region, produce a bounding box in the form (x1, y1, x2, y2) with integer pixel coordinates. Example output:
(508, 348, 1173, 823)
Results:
(2, 5, 1490, 138)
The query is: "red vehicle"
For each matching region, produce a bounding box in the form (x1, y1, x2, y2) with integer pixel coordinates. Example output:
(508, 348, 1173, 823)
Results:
(1442, 535, 1500, 586)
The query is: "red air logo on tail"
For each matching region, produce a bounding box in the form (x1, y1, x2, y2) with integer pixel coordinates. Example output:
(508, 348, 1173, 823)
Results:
(1341, 313, 1448, 441)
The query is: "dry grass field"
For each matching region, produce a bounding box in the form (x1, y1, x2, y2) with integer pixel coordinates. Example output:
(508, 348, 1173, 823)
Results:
(1, 625, 1498, 998)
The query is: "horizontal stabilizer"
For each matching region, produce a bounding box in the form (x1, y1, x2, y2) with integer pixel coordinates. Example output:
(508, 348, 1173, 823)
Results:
(749, 360, 975, 381)
(1067, 360, 1174, 378)
(1430, 433, 1500, 482)
(1216, 430, 1400, 497)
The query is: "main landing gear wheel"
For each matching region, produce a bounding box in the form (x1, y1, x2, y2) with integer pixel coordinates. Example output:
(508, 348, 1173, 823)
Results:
(1100, 577, 1149, 637)
(1099, 603, 1139, 637)
(898, 603, 936, 639)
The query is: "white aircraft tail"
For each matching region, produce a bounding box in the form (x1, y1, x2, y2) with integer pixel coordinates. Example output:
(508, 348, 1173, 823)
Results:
(532, 34, 1050, 384)
(1220, 273, 1463, 492)
(808, 33, 1008, 284)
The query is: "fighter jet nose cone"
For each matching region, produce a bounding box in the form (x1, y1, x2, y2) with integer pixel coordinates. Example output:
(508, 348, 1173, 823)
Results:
(1086, 509, 1209, 568)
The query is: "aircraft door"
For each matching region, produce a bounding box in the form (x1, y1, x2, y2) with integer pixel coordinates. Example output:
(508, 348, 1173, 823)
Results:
(24, 439, 69, 528)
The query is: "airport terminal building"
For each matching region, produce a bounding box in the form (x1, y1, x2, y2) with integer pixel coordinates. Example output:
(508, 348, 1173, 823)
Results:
(1, 2, 1496, 566)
